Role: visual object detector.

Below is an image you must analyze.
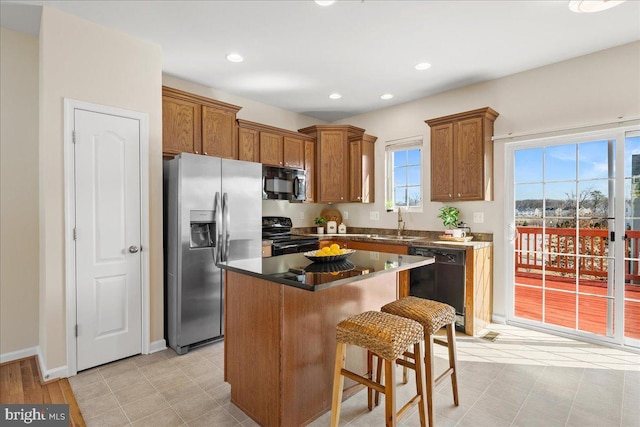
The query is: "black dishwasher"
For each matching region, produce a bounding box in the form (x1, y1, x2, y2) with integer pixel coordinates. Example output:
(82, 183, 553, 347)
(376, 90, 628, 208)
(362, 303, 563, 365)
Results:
(409, 246, 466, 331)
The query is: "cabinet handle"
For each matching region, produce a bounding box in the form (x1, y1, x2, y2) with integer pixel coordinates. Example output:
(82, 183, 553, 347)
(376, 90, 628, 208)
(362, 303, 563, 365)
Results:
(195, 150, 199, 154)
(204, 152, 208, 155)
(457, 193, 461, 197)
(449, 193, 452, 198)
(280, 162, 283, 165)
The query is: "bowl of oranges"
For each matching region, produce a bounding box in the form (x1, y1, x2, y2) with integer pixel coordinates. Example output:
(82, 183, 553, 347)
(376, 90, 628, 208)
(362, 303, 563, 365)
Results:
(304, 243, 355, 263)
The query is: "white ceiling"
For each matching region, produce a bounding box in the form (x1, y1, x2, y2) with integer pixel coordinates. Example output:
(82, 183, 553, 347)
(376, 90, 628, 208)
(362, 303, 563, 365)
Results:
(2, 0, 639, 121)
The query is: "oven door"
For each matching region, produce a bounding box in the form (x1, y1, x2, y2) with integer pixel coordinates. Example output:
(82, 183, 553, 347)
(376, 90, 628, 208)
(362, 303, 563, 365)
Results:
(272, 240, 319, 256)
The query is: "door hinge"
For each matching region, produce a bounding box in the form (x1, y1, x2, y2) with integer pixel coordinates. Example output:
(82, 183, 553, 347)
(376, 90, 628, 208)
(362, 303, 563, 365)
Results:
(75, 324, 78, 337)
(72, 130, 76, 144)
(73, 228, 78, 240)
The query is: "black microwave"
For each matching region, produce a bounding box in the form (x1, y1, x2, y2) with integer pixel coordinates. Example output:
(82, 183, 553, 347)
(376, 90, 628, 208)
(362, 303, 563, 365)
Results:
(262, 165, 306, 202)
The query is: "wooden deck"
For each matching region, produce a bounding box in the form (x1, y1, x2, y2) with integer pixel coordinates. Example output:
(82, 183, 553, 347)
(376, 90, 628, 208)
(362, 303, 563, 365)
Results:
(514, 273, 640, 339)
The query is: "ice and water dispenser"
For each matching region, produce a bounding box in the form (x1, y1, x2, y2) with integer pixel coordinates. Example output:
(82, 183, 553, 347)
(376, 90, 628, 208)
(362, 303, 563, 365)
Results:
(189, 210, 216, 249)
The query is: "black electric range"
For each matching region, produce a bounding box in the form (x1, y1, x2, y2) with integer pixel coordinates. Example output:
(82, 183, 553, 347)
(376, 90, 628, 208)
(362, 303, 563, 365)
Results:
(262, 216, 319, 256)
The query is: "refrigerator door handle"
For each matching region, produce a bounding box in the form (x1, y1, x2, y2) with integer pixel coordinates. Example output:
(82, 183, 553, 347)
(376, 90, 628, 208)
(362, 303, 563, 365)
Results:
(215, 191, 222, 264)
(223, 192, 230, 262)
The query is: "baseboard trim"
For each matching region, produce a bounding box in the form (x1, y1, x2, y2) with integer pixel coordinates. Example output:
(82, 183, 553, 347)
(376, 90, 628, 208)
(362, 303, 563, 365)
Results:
(37, 348, 68, 381)
(0, 346, 39, 365)
(149, 339, 167, 354)
(492, 314, 506, 324)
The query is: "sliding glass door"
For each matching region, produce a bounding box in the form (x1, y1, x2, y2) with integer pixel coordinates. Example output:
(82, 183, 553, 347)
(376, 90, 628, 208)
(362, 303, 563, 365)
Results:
(507, 128, 640, 348)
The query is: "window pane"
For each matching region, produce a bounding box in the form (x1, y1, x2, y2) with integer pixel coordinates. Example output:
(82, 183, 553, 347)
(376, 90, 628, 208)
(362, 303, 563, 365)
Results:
(407, 149, 421, 165)
(545, 144, 576, 182)
(394, 187, 407, 206)
(407, 187, 421, 206)
(394, 151, 407, 167)
(407, 166, 420, 186)
(515, 148, 543, 183)
(545, 181, 577, 221)
(394, 167, 406, 186)
(578, 140, 612, 180)
(577, 180, 611, 221)
(625, 136, 640, 177)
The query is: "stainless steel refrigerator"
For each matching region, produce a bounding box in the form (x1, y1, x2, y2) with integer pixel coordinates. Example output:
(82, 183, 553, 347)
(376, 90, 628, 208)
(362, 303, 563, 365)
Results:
(164, 153, 262, 354)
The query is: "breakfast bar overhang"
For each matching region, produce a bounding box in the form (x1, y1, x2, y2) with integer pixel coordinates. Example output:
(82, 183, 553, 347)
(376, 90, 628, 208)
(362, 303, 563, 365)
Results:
(218, 251, 433, 426)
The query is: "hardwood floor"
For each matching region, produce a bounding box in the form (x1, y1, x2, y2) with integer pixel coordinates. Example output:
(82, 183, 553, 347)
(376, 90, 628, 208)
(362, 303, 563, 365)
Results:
(0, 356, 85, 427)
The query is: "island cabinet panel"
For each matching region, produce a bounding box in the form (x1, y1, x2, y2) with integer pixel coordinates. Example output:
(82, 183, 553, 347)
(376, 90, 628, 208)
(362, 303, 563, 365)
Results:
(304, 140, 316, 202)
(202, 105, 238, 159)
(162, 95, 202, 156)
(224, 270, 398, 427)
(260, 132, 284, 167)
(426, 107, 498, 201)
(225, 272, 283, 426)
(237, 126, 260, 162)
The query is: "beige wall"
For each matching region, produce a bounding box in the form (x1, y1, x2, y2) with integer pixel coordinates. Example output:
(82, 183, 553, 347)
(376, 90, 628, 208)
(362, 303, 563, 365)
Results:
(331, 41, 640, 318)
(0, 28, 40, 356)
(38, 7, 163, 372)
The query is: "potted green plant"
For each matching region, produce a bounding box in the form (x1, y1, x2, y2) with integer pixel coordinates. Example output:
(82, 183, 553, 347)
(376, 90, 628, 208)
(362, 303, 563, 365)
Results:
(314, 217, 327, 234)
(437, 206, 459, 232)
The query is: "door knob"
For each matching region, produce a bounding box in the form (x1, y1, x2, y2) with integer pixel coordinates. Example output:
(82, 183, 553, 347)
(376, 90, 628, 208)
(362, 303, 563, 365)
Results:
(128, 245, 139, 253)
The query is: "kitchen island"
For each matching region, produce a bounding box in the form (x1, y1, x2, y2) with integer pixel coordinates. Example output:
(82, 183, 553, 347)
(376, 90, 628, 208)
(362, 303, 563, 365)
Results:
(219, 250, 433, 427)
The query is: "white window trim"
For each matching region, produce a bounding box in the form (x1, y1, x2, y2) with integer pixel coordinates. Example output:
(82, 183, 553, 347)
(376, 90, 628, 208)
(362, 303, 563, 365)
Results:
(385, 135, 424, 213)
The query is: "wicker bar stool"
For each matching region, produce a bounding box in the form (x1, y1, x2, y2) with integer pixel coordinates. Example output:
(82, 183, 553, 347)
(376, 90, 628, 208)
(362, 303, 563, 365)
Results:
(330, 311, 428, 427)
(379, 297, 459, 427)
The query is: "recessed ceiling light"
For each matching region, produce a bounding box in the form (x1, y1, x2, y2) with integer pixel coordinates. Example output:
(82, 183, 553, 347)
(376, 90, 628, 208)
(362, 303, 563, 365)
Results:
(315, 0, 336, 6)
(380, 94, 394, 100)
(568, 0, 625, 13)
(226, 53, 243, 63)
(329, 93, 342, 100)
(415, 62, 432, 71)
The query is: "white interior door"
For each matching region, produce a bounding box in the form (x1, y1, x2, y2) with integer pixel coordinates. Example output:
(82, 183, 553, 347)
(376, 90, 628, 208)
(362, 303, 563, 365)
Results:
(74, 109, 142, 370)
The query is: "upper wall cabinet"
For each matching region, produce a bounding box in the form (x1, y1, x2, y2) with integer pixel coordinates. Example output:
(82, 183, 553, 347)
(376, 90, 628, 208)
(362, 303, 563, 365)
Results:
(425, 107, 499, 202)
(162, 86, 241, 159)
(299, 125, 371, 204)
(349, 134, 376, 203)
(236, 120, 312, 169)
(162, 95, 202, 156)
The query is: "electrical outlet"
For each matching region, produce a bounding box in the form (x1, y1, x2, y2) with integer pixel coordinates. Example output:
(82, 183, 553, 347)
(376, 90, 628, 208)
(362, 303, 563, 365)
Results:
(343, 211, 349, 220)
(473, 212, 484, 223)
(370, 211, 380, 220)
(370, 251, 379, 260)
(299, 212, 305, 220)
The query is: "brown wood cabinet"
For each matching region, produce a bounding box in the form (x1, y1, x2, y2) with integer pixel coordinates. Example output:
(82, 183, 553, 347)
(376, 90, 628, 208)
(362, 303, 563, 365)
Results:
(259, 132, 284, 167)
(349, 134, 376, 203)
(425, 107, 498, 201)
(162, 86, 241, 159)
(237, 119, 312, 170)
(299, 125, 368, 204)
(162, 95, 202, 156)
(237, 126, 260, 162)
(304, 140, 316, 203)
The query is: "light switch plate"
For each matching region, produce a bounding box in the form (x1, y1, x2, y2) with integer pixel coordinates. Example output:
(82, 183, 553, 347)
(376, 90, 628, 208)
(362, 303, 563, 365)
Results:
(299, 212, 305, 220)
(473, 212, 484, 223)
(343, 211, 349, 220)
(370, 252, 379, 260)
(370, 211, 379, 220)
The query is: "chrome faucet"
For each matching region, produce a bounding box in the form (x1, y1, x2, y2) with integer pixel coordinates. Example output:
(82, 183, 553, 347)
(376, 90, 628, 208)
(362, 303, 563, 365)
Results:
(397, 208, 405, 236)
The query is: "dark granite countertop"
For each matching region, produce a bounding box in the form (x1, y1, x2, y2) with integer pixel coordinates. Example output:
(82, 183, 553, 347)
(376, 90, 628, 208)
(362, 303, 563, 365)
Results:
(218, 250, 433, 291)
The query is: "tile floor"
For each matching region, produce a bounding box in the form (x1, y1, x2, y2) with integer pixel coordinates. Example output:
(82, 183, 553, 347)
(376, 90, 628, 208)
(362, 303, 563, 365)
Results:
(70, 323, 640, 426)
